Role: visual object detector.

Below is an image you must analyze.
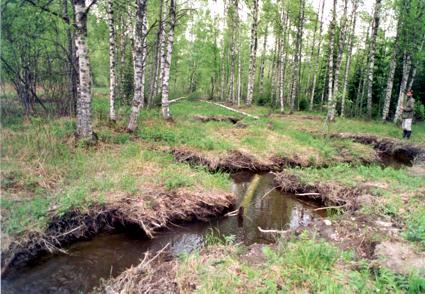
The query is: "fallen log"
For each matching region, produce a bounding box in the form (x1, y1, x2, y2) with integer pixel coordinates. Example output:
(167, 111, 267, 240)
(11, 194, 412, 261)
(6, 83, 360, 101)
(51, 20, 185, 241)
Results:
(203, 100, 260, 119)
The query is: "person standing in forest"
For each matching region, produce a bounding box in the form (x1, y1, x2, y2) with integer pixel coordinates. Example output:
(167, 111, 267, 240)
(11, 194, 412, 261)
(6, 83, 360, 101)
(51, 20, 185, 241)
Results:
(401, 90, 415, 139)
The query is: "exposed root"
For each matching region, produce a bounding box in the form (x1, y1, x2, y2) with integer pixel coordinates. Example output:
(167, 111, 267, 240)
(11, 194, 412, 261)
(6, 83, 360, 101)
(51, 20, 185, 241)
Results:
(273, 171, 366, 210)
(330, 133, 425, 165)
(171, 148, 271, 172)
(1, 188, 234, 274)
(170, 147, 329, 173)
(99, 251, 178, 294)
(193, 115, 241, 124)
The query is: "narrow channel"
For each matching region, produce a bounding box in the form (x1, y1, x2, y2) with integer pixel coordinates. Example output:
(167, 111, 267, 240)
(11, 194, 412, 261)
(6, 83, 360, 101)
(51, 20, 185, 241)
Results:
(2, 172, 325, 293)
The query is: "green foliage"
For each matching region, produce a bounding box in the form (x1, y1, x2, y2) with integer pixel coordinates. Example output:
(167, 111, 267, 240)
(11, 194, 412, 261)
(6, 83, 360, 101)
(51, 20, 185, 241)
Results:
(178, 234, 422, 292)
(415, 101, 425, 121)
(405, 207, 425, 246)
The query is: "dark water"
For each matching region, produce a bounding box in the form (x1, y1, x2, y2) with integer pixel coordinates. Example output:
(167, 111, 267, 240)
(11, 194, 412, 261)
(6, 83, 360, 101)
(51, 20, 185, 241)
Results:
(2, 172, 325, 293)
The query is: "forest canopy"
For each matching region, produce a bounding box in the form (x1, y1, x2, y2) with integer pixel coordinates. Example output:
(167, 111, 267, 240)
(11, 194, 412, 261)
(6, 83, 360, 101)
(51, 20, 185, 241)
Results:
(1, 0, 425, 141)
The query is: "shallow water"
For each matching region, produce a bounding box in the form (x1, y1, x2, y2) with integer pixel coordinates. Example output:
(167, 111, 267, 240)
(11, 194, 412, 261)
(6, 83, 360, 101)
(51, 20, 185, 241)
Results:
(2, 172, 325, 293)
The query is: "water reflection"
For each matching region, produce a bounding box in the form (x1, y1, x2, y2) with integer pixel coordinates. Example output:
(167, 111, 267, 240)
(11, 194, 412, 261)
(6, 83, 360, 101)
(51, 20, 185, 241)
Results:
(2, 172, 324, 293)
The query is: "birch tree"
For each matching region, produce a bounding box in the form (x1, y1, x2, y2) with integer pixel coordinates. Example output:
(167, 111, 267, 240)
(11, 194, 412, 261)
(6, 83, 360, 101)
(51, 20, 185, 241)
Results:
(73, 0, 97, 142)
(246, 0, 259, 106)
(340, 0, 358, 117)
(325, 0, 337, 122)
(365, 0, 382, 119)
(127, 0, 148, 132)
(148, 0, 164, 104)
(161, 0, 176, 120)
(327, 0, 348, 120)
(289, 0, 305, 113)
(309, 0, 324, 111)
(393, 53, 411, 123)
(381, 23, 400, 121)
(107, 0, 117, 121)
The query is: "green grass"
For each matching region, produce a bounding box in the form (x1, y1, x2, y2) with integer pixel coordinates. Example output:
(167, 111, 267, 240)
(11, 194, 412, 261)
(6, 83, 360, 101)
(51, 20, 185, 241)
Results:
(177, 233, 425, 292)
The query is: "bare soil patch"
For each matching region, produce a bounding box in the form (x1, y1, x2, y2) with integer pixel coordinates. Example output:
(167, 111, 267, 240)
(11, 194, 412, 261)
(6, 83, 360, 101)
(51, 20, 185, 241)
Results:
(330, 133, 425, 165)
(193, 115, 242, 124)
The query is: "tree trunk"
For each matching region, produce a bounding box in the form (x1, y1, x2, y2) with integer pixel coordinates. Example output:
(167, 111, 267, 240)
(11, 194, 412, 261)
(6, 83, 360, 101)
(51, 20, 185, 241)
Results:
(237, 48, 241, 107)
(381, 24, 400, 121)
(246, 0, 259, 106)
(328, 0, 349, 119)
(366, 0, 382, 119)
(73, 0, 95, 142)
(127, 0, 148, 132)
(309, 0, 325, 111)
(289, 0, 305, 113)
(393, 53, 411, 123)
(279, 7, 288, 113)
(325, 0, 337, 121)
(107, 0, 117, 121)
(148, 0, 164, 105)
(161, 0, 176, 120)
(63, 0, 78, 115)
(258, 24, 268, 96)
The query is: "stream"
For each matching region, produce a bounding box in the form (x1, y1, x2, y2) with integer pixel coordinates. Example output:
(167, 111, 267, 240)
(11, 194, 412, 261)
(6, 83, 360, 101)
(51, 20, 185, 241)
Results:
(2, 172, 326, 293)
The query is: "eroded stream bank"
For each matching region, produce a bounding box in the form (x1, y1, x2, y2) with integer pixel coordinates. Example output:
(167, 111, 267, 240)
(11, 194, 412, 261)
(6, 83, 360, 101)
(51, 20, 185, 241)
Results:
(2, 172, 326, 293)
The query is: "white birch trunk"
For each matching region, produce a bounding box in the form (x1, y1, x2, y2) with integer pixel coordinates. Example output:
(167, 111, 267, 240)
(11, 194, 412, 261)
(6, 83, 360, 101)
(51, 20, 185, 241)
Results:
(161, 0, 176, 120)
(74, 0, 94, 142)
(279, 8, 287, 113)
(258, 25, 268, 96)
(127, 0, 148, 132)
(309, 0, 325, 111)
(393, 53, 412, 123)
(237, 46, 241, 107)
(107, 0, 117, 121)
(325, 0, 337, 121)
(289, 0, 304, 113)
(366, 0, 381, 119)
(246, 0, 259, 106)
(381, 38, 398, 121)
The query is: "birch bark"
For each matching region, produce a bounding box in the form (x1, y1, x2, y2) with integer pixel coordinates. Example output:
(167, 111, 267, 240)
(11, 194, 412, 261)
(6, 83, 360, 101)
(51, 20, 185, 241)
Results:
(127, 0, 148, 132)
(107, 0, 117, 121)
(393, 53, 412, 123)
(73, 0, 96, 142)
(381, 23, 400, 121)
(366, 0, 382, 119)
(161, 0, 176, 120)
(246, 0, 259, 106)
(325, 0, 337, 122)
(309, 0, 325, 111)
(341, 1, 358, 117)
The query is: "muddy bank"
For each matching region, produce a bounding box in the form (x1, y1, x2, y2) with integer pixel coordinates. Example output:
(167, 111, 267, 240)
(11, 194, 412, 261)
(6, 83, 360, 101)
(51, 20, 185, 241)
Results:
(330, 133, 425, 165)
(273, 171, 367, 210)
(1, 188, 234, 275)
(170, 147, 355, 173)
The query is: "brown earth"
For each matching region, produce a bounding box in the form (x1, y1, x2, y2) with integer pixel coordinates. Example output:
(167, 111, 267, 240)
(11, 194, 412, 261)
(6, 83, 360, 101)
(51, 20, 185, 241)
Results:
(273, 171, 368, 210)
(329, 133, 425, 165)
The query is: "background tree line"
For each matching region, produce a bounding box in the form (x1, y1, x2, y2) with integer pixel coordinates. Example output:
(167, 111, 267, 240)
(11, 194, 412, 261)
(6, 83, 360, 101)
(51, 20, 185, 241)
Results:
(1, 0, 425, 142)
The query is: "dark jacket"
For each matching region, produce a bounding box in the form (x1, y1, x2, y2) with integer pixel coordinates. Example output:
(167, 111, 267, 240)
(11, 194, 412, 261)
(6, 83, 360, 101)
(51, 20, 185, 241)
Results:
(402, 97, 415, 119)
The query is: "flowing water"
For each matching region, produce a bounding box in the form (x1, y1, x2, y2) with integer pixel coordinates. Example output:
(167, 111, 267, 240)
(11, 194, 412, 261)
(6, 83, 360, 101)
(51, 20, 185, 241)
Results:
(2, 172, 325, 293)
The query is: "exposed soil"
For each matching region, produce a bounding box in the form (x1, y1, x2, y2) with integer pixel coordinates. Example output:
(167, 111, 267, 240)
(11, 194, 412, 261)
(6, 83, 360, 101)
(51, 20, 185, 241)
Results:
(193, 115, 242, 124)
(305, 214, 403, 259)
(329, 133, 425, 165)
(273, 171, 367, 210)
(374, 241, 425, 275)
(169, 147, 365, 173)
(1, 187, 234, 275)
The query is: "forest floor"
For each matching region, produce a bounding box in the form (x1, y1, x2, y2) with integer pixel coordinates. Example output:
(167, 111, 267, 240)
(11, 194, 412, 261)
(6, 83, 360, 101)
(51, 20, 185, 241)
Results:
(1, 91, 425, 291)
